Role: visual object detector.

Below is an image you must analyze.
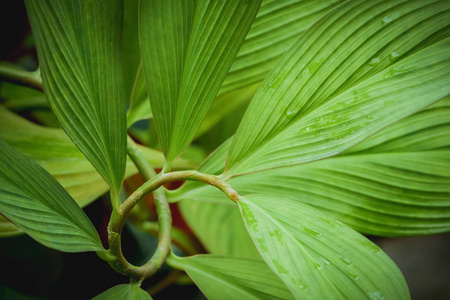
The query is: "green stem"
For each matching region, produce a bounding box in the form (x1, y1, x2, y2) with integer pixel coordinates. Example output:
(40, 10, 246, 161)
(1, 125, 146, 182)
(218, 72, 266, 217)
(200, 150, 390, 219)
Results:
(101, 137, 239, 282)
(127, 135, 171, 276)
(127, 136, 157, 181)
(0, 64, 43, 92)
(102, 171, 238, 281)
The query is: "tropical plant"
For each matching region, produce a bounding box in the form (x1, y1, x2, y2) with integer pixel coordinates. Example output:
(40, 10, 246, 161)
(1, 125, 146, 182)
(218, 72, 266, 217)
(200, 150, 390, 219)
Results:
(0, 0, 449, 299)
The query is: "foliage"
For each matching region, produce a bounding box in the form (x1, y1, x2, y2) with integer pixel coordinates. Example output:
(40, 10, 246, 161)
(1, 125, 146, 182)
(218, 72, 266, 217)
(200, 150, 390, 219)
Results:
(0, 0, 449, 299)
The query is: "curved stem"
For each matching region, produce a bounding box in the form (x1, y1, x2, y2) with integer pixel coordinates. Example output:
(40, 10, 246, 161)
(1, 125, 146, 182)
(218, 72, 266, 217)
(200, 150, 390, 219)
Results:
(102, 137, 239, 282)
(103, 171, 238, 281)
(0, 64, 43, 92)
(127, 136, 157, 181)
(127, 135, 172, 276)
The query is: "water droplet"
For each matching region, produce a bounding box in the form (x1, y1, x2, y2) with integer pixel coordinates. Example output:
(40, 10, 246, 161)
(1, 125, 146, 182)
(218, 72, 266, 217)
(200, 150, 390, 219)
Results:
(270, 230, 284, 245)
(285, 110, 296, 119)
(389, 51, 401, 62)
(313, 129, 324, 136)
(242, 207, 258, 232)
(303, 227, 320, 237)
(380, 12, 398, 25)
(273, 259, 288, 274)
(366, 115, 374, 120)
(291, 278, 307, 290)
(338, 255, 353, 266)
(383, 65, 410, 78)
(308, 60, 322, 74)
(268, 75, 283, 90)
(353, 275, 361, 285)
(257, 238, 268, 252)
(369, 291, 385, 300)
(306, 127, 310, 132)
(368, 57, 381, 66)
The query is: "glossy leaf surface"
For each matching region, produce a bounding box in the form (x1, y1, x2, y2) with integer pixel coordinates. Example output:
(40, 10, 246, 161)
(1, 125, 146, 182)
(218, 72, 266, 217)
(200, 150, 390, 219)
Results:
(170, 98, 450, 236)
(219, 0, 344, 95)
(0, 107, 193, 205)
(167, 253, 294, 300)
(179, 200, 259, 259)
(25, 0, 127, 194)
(226, 0, 450, 177)
(0, 138, 103, 252)
(170, 139, 258, 257)
(239, 195, 409, 299)
(139, 0, 261, 165)
(126, 65, 152, 127)
(92, 284, 151, 300)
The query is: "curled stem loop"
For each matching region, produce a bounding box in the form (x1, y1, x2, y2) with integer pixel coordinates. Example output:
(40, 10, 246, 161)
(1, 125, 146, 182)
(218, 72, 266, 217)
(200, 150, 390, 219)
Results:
(100, 137, 239, 283)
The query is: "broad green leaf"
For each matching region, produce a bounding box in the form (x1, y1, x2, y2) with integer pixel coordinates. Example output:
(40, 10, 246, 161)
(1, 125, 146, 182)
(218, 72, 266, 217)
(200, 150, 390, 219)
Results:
(128, 0, 342, 135)
(167, 253, 294, 300)
(126, 65, 152, 127)
(92, 284, 151, 300)
(0, 138, 104, 252)
(0, 106, 194, 208)
(167, 138, 232, 204)
(196, 83, 259, 138)
(219, 0, 344, 96)
(170, 98, 450, 236)
(25, 0, 127, 194)
(239, 195, 409, 299)
(139, 0, 262, 166)
(122, 0, 142, 102)
(225, 0, 450, 177)
(0, 82, 47, 110)
(344, 96, 450, 154)
(170, 138, 258, 257)
(179, 200, 259, 259)
(0, 106, 197, 240)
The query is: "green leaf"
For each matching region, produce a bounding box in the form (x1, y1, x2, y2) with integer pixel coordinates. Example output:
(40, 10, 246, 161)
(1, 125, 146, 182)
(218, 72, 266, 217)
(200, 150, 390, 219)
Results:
(121, 0, 142, 102)
(179, 200, 259, 259)
(139, 0, 262, 166)
(92, 284, 152, 300)
(167, 253, 294, 300)
(0, 106, 192, 209)
(0, 82, 47, 111)
(25, 0, 127, 194)
(126, 65, 152, 127)
(196, 83, 259, 139)
(239, 195, 409, 299)
(219, 0, 344, 96)
(225, 0, 450, 177)
(169, 138, 258, 257)
(0, 138, 104, 252)
(170, 98, 450, 236)
(344, 95, 450, 154)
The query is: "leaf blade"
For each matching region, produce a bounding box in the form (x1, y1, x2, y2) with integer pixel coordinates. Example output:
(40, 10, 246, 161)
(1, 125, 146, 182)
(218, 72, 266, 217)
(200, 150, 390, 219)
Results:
(0, 138, 103, 252)
(25, 0, 127, 194)
(140, 0, 262, 165)
(92, 284, 152, 300)
(171, 98, 450, 236)
(225, 0, 450, 177)
(167, 253, 294, 300)
(239, 195, 409, 299)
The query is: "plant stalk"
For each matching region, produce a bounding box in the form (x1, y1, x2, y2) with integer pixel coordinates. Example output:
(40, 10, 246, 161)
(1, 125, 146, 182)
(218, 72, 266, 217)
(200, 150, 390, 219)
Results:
(0, 64, 43, 92)
(100, 137, 239, 282)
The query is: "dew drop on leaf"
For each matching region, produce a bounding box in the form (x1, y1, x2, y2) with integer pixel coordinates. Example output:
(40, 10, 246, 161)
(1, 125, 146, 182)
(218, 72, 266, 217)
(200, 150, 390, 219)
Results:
(368, 57, 381, 66)
(303, 227, 321, 237)
(369, 291, 385, 300)
(389, 51, 401, 62)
